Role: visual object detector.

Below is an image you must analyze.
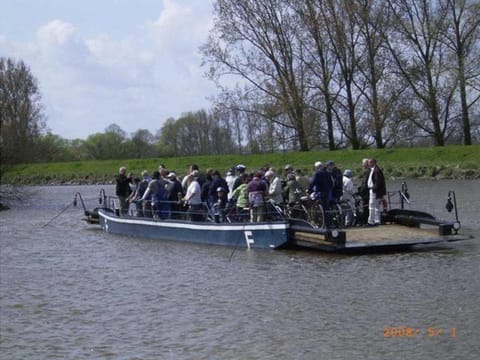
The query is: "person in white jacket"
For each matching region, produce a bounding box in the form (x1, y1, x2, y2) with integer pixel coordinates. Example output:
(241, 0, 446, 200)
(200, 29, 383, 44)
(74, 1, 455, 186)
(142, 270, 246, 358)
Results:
(265, 170, 284, 204)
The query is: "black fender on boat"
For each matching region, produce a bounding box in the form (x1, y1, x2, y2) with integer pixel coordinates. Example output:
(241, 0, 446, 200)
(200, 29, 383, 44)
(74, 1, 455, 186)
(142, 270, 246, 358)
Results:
(384, 208, 436, 224)
(86, 207, 115, 219)
(383, 208, 460, 235)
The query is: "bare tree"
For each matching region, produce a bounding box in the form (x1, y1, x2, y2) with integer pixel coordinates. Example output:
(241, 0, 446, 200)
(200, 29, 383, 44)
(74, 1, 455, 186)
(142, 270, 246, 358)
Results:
(353, 0, 411, 148)
(385, 0, 456, 146)
(441, 0, 480, 145)
(202, 0, 313, 151)
(291, 0, 339, 150)
(316, 0, 366, 149)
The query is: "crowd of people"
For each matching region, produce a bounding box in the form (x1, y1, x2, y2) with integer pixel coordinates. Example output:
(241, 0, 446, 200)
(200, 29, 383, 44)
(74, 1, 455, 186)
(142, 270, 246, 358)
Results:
(115, 158, 386, 227)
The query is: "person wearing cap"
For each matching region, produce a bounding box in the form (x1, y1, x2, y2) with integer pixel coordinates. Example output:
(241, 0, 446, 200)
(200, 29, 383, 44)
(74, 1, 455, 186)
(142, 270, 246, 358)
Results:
(342, 169, 355, 226)
(232, 164, 247, 191)
(265, 169, 284, 204)
(284, 164, 294, 176)
(184, 171, 203, 221)
(367, 158, 386, 226)
(309, 162, 330, 195)
(283, 173, 304, 206)
(165, 171, 184, 219)
(294, 168, 310, 191)
(213, 187, 227, 222)
(181, 164, 206, 193)
(208, 170, 228, 207)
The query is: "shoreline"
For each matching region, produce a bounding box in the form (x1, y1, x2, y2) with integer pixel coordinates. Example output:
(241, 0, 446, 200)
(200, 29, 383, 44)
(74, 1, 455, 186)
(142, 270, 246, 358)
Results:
(2, 145, 479, 186)
(3, 169, 479, 187)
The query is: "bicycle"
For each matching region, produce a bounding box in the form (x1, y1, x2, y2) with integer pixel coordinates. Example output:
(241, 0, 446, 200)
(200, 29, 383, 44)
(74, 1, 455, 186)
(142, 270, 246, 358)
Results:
(285, 192, 325, 228)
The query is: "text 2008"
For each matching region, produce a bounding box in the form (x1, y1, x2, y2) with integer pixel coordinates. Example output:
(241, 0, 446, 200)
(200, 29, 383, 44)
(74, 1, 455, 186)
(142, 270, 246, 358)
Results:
(384, 326, 457, 338)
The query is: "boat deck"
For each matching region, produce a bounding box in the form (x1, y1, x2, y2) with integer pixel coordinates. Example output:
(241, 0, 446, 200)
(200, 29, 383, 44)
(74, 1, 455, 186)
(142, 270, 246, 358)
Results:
(293, 223, 468, 251)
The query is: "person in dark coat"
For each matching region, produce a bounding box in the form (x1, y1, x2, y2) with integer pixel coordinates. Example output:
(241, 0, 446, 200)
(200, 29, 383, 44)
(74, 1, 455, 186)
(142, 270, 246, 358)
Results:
(326, 160, 343, 202)
(165, 172, 184, 219)
(309, 162, 334, 227)
(209, 170, 228, 206)
(115, 166, 132, 215)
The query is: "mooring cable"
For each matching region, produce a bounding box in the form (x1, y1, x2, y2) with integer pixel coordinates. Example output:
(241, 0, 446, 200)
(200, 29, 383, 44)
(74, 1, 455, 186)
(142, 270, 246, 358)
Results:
(42, 200, 74, 227)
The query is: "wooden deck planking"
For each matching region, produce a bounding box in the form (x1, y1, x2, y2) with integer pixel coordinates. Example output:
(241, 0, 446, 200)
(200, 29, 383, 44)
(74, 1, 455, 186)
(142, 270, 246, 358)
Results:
(344, 224, 452, 248)
(293, 223, 465, 250)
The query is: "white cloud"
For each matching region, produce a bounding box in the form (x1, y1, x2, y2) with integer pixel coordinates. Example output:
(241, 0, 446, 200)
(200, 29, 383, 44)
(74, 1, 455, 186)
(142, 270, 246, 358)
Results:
(0, 0, 217, 139)
(37, 19, 77, 46)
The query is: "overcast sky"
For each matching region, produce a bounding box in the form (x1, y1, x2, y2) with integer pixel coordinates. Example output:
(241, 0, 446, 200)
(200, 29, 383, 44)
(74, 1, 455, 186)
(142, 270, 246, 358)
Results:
(0, 0, 218, 139)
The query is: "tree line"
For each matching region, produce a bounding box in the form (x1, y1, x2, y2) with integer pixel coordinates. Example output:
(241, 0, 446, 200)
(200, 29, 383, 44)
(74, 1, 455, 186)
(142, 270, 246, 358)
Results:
(1, 0, 479, 170)
(201, 0, 480, 150)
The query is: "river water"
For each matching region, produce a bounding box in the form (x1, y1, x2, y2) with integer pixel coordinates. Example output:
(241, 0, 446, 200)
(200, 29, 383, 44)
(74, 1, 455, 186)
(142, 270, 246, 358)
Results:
(0, 180, 479, 359)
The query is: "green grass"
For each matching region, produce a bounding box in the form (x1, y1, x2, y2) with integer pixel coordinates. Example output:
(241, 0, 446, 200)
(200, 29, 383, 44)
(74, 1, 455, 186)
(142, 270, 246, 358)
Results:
(2, 145, 479, 185)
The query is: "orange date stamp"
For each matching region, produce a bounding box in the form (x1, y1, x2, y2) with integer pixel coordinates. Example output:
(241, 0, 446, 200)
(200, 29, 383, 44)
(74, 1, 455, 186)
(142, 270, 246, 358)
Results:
(384, 326, 457, 338)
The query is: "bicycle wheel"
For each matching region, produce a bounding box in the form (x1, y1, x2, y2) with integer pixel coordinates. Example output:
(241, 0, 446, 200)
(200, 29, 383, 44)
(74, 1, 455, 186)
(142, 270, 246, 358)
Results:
(340, 201, 355, 227)
(330, 203, 344, 228)
(311, 203, 325, 228)
(289, 204, 309, 221)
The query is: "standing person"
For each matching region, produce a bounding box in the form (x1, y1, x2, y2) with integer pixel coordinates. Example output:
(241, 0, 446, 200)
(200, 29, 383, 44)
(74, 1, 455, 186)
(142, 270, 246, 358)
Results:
(213, 187, 227, 222)
(283, 173, 303, 206)
(309, 162, 333, 227)
(357, 158, 371, 225)
(201, 169, 214, 206)
(232, 164, 247, 191)
(283, 164, 294, 179)
(128, 170, 150, 217)
(182, 164, 206, 192)
(225, 168, 236, 200)
(209, 170, 229, 206)
(367, 158, 386, 226)
(142, 171, 168, 219)
(342, 169, 355, 226)
(326, 160, 343, 202)
(247, 172, 267, 222)
(294, 168, 310, 193)
(231, 174, 250, 221)
(265, 169, 283, 204)
(165, 172, 184, 219)
(115, 166, 132, 215)
(184, 172, 203, 221)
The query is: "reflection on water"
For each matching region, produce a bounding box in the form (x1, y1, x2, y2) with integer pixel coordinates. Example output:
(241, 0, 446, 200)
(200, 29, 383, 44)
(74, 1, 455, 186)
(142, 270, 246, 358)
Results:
(0, 181, 479, 359)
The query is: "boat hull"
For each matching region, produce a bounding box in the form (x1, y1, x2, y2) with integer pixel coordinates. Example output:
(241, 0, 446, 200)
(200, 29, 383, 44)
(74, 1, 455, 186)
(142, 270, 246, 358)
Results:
(98, 209, 292, 249)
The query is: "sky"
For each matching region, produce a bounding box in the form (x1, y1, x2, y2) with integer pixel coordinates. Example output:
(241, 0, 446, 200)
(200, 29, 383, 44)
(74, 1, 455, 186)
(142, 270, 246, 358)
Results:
(0, 0, 218, 139)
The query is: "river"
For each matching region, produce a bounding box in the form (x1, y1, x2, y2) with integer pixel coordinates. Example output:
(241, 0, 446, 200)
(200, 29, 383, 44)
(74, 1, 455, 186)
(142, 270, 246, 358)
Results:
(0, 180, 479, 359)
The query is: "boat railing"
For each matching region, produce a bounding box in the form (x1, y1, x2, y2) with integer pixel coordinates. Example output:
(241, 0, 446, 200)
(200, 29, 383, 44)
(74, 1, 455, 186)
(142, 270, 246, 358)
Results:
(387, 181, 411, 210)
(121, 198, 288, 223)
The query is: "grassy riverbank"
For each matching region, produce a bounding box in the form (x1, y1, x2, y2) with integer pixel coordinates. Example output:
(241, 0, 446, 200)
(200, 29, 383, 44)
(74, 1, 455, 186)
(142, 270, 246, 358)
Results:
(2, 145, 479, 185)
